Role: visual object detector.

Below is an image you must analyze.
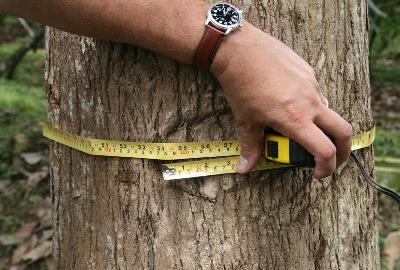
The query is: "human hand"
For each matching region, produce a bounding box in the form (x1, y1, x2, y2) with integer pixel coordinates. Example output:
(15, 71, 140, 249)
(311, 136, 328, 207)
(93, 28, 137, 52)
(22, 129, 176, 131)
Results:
(211, 23, 353, 179)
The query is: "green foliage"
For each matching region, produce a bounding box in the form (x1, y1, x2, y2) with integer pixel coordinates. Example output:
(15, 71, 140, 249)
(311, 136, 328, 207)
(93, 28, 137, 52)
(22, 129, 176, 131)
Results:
(371, 64, 400, 86)
(2, 16, 19, 26)
(371, 18, 400, 61)
(374, 129, 400, 193)
(369, 0, 389, 18)
(0, 38, 47, 178)
(0, 38, 45, 87)
(0, 16, 43, 43)
(0, 79, 46, 134)
(0, 36, 47, 179)
(369, 0, 400, 62)
(0, 79, 46, 178)
(0, 33, 48, 259)
(375, 129, 400, 157)
(0, 79, 45, 112)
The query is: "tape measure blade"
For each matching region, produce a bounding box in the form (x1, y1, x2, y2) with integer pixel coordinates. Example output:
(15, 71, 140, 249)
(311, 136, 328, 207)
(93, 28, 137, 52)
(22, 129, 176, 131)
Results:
(162, 157, 291, 180)
(351, 126, 375, 151)
(42, 121, 376, 180)
(162, 156, 237, 180)
(42, 121, 241, 160)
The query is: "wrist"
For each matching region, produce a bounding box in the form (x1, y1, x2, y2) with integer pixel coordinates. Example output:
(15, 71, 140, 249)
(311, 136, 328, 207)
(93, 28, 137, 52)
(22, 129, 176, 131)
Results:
(210, 22, 259, 79)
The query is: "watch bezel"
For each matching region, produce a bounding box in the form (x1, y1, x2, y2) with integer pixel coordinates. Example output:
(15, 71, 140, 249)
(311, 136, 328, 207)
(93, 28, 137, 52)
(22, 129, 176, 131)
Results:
(206, 2, 243, 33)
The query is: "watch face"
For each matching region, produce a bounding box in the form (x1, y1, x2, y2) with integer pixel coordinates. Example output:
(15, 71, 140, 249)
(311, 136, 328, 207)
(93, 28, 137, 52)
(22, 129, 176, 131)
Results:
(210, 3, 241, 28)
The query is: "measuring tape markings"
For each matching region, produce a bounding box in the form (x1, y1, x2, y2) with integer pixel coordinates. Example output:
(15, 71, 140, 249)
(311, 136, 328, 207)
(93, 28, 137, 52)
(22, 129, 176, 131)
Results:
(42, 122, 375, 180)
(162, 156, 292, 180)
(43, 122, 241, 160)
(349, 126, 376, 151)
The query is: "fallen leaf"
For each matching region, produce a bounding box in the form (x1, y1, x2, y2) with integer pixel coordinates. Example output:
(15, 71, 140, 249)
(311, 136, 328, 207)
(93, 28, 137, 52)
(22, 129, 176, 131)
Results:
(383, 230, 400, 270)
(22, 241, 52, 262)
(40, 229, 53, 241)
(16, 221, 39, 237)
(20, 152, 42, 165)
(0, 234, 26, 246)
(11, 241, 31, 265)
(9, 265, 26, 270)
(29, 234, 38, 250)
(0, 221, 39, 246)
(26, 167, 49, 186)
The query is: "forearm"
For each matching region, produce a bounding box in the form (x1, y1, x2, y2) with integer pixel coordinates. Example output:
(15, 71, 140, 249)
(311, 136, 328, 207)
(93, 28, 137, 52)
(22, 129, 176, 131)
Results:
(0, 0, 214, 64)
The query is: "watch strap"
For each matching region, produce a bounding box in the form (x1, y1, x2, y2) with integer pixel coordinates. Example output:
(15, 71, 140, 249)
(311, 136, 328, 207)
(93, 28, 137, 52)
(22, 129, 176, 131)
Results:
(193, 24, 225, 70)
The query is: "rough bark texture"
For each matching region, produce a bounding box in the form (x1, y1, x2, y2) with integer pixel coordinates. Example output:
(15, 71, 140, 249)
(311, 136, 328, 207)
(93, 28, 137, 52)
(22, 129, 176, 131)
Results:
(45, 0, 378, 269)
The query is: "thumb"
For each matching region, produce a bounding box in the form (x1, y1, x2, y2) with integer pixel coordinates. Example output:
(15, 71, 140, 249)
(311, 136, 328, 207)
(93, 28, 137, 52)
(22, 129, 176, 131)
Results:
(237, 126, 264, 174)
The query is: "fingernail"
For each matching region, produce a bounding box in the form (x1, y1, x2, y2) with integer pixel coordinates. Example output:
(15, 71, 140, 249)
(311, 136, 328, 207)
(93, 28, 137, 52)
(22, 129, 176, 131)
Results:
(237, 156, 249, 173)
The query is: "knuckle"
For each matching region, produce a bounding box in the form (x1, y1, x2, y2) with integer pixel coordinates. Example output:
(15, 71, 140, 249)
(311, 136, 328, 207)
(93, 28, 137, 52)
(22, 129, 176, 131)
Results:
(303, 68, 320, 92)
(342, 122, 353, 139)
(319, 144, 336, 160)
(285, 105, 306, 124)
(305, 91, 322, 109)
(278, 94, 296, 108)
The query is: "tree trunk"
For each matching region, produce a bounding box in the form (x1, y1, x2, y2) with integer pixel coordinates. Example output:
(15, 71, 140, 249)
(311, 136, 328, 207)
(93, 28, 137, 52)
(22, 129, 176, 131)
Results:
(45, 0, 378, 269)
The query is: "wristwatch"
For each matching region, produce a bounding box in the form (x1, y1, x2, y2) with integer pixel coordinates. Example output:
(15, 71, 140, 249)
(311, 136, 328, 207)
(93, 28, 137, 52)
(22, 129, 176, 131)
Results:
(193, 2, 244, 70)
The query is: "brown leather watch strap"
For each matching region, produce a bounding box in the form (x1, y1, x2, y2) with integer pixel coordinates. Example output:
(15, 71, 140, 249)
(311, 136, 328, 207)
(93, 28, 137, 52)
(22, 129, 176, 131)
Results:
(193, 24, 225, 70)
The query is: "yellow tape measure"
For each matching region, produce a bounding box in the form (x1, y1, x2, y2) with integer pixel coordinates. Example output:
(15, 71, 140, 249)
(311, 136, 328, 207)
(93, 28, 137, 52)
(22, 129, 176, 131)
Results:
(42, 122, 241, 160)
(162, 157, 291, 180)
(42, 122, 375, 180)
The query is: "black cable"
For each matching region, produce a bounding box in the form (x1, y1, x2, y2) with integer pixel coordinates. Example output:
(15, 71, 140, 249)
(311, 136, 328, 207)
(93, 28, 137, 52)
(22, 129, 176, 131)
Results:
(351, 152, 400, 208)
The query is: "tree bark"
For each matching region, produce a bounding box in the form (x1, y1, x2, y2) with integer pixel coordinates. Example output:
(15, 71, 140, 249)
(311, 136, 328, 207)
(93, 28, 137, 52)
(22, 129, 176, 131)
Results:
(45, 0, 378, 269)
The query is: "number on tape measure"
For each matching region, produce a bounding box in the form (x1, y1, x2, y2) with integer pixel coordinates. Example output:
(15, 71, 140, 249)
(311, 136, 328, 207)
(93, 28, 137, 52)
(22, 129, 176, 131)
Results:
(162, 156, 292, 180)
(42, 122, 240, 160)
